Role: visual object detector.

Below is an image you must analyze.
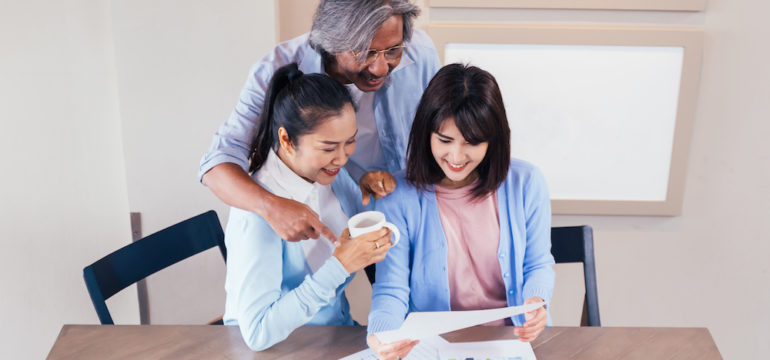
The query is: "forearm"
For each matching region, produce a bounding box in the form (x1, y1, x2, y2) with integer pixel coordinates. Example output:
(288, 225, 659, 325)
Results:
(202, 162, 274, 215)
(238, 257, 349, 351)
(368, 285, 410, 334)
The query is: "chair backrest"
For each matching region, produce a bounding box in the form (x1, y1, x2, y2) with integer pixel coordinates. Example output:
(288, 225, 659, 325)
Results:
(83, 210, 226, 324)
(551, 225, 601, 326)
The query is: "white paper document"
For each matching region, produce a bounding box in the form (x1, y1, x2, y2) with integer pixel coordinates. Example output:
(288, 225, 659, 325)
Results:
(338, 335, 536, 360)
(339, 335, 448, 360)
(438, 339, 536, 360)
(375, 302, 545, 343)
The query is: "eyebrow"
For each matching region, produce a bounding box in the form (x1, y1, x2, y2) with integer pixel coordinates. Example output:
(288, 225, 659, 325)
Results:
(318, 129, 359, 145)
(435, 131, 454, 140)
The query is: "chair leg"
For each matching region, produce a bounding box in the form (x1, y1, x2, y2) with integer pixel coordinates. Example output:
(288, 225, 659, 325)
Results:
(208, 315, 224, 325)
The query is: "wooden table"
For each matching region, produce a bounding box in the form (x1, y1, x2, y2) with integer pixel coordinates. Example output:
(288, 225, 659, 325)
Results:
(46, 325, 722, 359)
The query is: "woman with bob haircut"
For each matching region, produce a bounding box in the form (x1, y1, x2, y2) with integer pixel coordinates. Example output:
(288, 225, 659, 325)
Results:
(365, 63, 555, 360)
(223, 63, 394, 351)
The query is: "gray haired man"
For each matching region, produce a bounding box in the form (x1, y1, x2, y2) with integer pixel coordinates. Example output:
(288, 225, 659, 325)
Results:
(199, 0, 440, 243)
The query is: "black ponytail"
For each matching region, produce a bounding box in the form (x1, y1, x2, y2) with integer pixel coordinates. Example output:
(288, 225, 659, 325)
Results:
(248, 63, 354, 173)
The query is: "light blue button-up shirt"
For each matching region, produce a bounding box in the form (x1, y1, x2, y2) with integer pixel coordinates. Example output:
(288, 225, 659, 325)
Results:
(198, 30, 441, 181)
(223, 152, 369, 351)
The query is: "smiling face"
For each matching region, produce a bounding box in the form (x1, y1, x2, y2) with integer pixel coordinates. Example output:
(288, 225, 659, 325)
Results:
(328, 15, 404, 92)
(431, 118, 489, 189)
(278, 103, 357, 185)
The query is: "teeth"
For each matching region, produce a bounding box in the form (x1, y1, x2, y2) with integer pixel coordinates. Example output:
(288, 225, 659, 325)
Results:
(447, 162, 465, 169)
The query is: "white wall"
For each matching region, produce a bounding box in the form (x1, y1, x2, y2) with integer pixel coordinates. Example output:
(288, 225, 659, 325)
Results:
(0, 0, 138, 358)
(431, 1, 770, 359)
(109, 0, 276, 324)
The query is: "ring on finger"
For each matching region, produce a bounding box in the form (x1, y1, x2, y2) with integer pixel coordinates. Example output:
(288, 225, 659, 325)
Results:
(375, 241, 380, 249)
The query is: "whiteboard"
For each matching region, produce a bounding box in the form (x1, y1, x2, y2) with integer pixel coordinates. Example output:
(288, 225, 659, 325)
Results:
(445, 43, 684, 202)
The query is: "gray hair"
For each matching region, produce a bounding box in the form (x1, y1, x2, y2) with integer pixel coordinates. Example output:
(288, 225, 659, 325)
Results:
(309, 0, 420, 60)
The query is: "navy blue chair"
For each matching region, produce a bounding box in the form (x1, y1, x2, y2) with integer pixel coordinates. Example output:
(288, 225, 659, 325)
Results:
(83, 210, 226, 325)
(551, 225, 601, 326)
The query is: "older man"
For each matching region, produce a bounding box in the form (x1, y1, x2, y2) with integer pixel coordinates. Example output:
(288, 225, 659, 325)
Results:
(199, 0, 440, 244)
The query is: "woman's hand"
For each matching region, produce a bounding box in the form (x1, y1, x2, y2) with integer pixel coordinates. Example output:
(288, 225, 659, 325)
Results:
(360, 171, 396, 206)
(367, 334, 419, 360)
(333, 228, 392, 274)
(514, 297, 547, 342)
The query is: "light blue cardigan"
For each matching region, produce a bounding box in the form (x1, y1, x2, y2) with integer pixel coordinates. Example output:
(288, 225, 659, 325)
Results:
(223, 168, 368, 351)
(367, 159, 555, 334)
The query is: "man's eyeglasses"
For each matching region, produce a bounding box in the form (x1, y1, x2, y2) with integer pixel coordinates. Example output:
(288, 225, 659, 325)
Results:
(351, 44, 407, 65)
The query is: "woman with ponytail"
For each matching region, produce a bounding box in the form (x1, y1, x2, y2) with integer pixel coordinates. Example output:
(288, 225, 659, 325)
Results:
(223, 63, 394, 351)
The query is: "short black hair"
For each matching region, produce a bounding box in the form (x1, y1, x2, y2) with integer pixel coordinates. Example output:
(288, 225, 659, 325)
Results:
(406, 63, 510, 199)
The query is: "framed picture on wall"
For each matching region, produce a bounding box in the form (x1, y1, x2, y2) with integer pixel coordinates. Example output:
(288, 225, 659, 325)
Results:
(429, 24, 703, 215)
(428, 0, 705, 11)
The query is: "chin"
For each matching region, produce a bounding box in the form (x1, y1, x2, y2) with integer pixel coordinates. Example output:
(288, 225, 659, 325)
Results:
(316, 175, 335, 185)
(441, 171, 468, 183)
(355, 81, 384, 92)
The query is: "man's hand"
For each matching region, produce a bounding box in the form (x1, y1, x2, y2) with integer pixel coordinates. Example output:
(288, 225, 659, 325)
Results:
(359, 171, 396, 206)
(263, 195, 338, 242)
(202, 163, 337, 242)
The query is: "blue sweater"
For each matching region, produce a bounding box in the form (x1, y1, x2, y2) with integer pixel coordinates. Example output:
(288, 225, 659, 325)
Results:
(367, 159, 555, 334)
(223, 168, 367, 351)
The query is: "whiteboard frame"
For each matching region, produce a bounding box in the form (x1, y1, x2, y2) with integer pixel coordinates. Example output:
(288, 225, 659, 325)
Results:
(429, 24, 703, 216)
(428, 0, 705, 11)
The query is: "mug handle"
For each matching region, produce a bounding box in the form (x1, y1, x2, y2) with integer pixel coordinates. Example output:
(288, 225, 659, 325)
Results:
(382, 222, 400, 246)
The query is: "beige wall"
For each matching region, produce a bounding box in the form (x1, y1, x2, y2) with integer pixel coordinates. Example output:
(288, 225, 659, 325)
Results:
(0, 0, 137, 358)
(109, 0, 276, 324)
(1, 0, 767, 359)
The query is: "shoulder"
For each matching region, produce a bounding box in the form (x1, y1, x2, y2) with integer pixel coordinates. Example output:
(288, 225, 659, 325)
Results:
(225, 206, 278, 245)
(391, 170, 420, 197)
(406, 29, 438, 54)
(248, 33, 318, 81)
(403, 29, 440, 75)
(377, 170, 422, 208)
(503, 158, 548, 190)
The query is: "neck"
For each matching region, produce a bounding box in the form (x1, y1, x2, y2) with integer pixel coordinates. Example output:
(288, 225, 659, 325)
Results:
(438, 171, 478, 189)
(276, 147, 314, 184)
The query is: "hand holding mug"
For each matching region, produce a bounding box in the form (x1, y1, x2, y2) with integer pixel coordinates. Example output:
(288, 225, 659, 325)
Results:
(333, 228, 392, 274)
(347, 211, 400, 247)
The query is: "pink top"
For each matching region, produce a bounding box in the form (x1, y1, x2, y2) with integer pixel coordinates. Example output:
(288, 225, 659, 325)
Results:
(435, 183, 509, 326)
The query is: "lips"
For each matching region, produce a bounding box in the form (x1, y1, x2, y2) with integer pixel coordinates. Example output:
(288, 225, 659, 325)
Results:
(445, 160, 467, 172)
(365, 76, 385, 87)
(321, 168, 340, 176)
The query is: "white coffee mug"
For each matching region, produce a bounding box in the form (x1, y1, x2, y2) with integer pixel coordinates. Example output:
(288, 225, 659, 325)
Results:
(347, 211, 400, 246)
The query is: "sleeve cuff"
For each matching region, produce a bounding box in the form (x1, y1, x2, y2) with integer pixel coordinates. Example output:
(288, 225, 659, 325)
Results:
(522, 286, 553, 304)
(198, 153, 250, 182)
(311, 256, 350, 291)
(367, 316, 403, 335)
